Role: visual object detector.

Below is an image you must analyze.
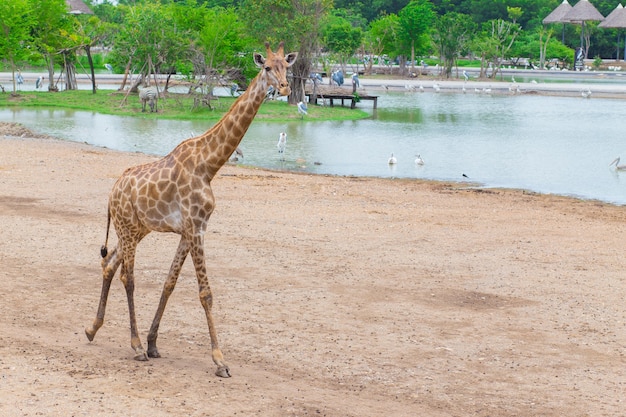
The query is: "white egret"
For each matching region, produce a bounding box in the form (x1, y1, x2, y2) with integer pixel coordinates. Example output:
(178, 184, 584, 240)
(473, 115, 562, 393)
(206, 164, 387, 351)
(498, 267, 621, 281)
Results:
(277, 132, 287, 157)
(388, 153, 397, 165)
(415, 154, 425, 165)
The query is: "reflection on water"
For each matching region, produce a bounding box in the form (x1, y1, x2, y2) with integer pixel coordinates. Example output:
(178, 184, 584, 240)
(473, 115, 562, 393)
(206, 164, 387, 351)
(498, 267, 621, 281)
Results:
(3, 90, 626, 205)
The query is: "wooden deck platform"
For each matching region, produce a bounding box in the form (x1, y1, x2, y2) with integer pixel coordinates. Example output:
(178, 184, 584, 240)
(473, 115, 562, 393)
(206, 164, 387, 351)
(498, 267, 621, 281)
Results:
(305, 87, 378, 109)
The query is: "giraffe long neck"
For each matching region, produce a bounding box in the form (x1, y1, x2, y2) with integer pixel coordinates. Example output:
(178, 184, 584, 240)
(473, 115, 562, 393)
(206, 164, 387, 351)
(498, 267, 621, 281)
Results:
(184, 72, 269, 180)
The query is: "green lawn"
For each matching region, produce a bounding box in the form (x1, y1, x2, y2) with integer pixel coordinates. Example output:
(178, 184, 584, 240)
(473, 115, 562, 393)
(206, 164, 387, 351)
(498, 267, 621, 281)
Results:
(0, 90, 370, 122)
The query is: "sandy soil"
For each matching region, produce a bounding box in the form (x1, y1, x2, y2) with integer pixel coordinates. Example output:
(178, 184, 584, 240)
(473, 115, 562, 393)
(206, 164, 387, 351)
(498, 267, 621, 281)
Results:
(0, 122, 625, 416)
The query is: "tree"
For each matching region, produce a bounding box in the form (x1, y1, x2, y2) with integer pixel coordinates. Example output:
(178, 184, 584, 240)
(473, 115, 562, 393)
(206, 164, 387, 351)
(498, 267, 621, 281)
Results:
(0, 0, 34, 94)
(57, 18, 88, 91)
(538, 25, 553, 69)
(398, 0, 434, 74)
(323, 18, 363, 74)
(110, 2, 190, 92)
(363, 14, 400, 75)
(333, 0, 412, 23)
(432, 12, 475, 78)
(29, 0, 75, 91)
(73, 14, 117, 94)
(473, 18, 521, 79)
(512, 28, 574, 69)
(241, 0, 332, 104)
(507, 6, 522, 25)
(193, 6, 252, 99)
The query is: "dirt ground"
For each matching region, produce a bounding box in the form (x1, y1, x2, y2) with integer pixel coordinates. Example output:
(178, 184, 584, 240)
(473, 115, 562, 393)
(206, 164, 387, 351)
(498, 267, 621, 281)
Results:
(0, 122, 625, 416)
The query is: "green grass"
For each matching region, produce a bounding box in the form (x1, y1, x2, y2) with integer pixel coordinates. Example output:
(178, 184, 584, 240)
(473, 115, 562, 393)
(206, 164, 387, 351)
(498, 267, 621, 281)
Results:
(0, 90, 370, 122)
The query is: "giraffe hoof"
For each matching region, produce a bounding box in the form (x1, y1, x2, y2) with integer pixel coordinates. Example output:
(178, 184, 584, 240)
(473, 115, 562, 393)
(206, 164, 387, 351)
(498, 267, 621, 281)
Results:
(147, 348, 161, 358)
(134, 351, 149, 361)
(85, 328, 95, 342)
(216, 365, 231, 378)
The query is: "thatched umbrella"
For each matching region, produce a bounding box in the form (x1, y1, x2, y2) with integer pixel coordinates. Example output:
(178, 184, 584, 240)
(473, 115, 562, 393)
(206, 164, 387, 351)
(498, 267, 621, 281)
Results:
(65, 0, 93, 15)
(543, 0, 573, 42)
(563, 0, 605, 59)
(599, 4, 626, 60)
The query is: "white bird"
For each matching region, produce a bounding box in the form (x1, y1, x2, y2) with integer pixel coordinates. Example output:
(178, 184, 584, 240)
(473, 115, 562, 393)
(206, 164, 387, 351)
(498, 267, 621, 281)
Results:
(415, 154, 425, 165)
(433, 83, 440, 92)
(463, 70, 469, 81)
(388, 153, 397, 165)
(297, 101, 308, 118)
(104, 63, 113, 73)
(609, 156, 626, 170)
(229, 147, 244, 162)
(581, 88, 592, 98)
(418, 83, 424, 92)
(351, 73, 360, 88)
(35, 76, 44, 90)
(277, 132, 287, 156)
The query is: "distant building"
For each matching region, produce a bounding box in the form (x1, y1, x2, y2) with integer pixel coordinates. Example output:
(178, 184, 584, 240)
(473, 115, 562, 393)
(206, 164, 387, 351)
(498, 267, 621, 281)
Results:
(66, 0, 93, 15)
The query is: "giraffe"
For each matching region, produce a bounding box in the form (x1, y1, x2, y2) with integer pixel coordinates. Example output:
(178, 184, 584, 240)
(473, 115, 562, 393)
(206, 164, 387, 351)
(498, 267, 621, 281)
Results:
(85, 42, 297, 378)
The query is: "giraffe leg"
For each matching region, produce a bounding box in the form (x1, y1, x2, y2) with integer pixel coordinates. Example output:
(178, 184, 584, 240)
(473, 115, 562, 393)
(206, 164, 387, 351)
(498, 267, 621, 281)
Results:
(190, 235, 231, 378)
(146, 237, 190, 358)
(119, 242, 148, 361)
(85, 247, 122, 341)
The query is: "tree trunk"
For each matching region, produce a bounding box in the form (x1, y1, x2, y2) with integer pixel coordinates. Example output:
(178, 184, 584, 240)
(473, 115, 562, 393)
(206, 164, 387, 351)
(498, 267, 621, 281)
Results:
(10, 60, 16, 94)
(290, 55, 311, 105)
(63, 51, 78, 90)
(46, 54, 56, 91)
(410, 39, 416, 74)
(118, 59, 132, 91)
(86, 45, 97, 94)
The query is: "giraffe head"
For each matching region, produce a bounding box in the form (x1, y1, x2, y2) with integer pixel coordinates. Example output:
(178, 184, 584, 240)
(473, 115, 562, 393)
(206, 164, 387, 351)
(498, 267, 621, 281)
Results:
(254, 42, 297, 96)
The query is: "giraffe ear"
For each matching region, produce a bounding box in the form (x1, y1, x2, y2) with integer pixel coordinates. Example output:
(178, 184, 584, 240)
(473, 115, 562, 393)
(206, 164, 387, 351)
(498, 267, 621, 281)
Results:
(254, 53, 266, 68)
(285, 52, 298, 67)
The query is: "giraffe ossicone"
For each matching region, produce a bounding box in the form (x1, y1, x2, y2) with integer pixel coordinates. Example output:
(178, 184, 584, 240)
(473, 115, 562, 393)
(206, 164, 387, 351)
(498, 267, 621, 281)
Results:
(85, 42, 297, 378)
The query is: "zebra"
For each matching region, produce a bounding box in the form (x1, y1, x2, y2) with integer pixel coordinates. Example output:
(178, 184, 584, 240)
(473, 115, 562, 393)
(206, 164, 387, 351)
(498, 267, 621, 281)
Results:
(139, 86, 158, 113)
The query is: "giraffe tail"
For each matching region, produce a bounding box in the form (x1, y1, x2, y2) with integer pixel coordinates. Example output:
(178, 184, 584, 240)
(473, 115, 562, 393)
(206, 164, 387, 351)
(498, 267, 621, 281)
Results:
(100, 204, 111, 258)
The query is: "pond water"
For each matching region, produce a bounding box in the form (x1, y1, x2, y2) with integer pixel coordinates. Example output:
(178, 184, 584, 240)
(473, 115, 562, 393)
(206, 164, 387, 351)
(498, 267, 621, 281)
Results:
(3, 89, 626, 205)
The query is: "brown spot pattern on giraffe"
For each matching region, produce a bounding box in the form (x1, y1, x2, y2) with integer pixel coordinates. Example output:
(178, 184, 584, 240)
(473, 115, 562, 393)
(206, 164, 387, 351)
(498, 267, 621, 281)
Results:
(85, 42, 298, 378)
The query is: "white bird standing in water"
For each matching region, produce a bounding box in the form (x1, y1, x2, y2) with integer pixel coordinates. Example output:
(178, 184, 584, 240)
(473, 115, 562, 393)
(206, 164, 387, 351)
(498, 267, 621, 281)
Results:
(277, 132, 287, 159)
(415, 154, 425, 165)
(609, 156, 626, 170)
(388, 153, 397, 165)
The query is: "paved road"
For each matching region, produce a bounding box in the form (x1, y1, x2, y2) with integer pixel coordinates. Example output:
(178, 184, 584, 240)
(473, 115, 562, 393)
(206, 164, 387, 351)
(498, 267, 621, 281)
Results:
(3, 68, 626, 98)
